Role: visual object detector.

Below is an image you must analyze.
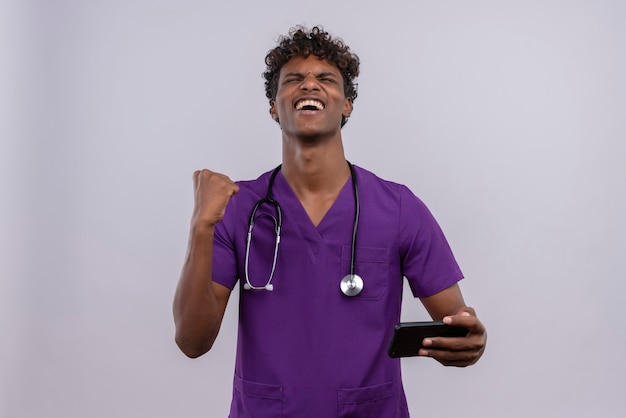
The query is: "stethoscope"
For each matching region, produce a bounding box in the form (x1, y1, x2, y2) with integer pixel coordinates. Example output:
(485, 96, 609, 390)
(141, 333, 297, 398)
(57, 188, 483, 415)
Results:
(243, 162, 364, 297)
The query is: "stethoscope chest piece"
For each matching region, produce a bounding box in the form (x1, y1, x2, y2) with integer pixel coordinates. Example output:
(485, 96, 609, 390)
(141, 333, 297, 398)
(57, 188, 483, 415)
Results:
(340, 274, 364, 297)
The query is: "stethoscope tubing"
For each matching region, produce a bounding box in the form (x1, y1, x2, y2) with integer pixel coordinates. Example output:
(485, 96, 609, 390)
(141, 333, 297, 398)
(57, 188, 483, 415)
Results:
(348, 162, 359, 278)
(243, 167, 283, 291)
(243, 162, 361, 295)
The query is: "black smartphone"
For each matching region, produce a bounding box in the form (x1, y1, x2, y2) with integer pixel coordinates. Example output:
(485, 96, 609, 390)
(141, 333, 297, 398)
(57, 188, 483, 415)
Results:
(387, 321, 469, 358)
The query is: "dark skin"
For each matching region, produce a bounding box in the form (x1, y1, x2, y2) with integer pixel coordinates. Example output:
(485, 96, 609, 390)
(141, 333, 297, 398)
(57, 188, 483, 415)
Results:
(173, 55, 487, 366)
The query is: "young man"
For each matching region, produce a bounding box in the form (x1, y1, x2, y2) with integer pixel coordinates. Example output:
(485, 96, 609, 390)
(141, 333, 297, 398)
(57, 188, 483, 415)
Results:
(174, 26, 486, 417)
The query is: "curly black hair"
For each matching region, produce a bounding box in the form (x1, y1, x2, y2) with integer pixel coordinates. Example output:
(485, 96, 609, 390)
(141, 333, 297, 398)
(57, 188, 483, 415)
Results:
(263, 26, 360, 127)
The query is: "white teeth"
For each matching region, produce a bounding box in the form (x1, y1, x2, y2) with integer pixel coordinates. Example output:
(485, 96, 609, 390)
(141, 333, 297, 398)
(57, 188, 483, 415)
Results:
(295, 99, 324, 110)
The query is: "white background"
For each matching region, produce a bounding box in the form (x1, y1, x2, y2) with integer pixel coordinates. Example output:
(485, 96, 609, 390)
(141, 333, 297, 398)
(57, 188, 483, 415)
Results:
(2, 1, 625, 417)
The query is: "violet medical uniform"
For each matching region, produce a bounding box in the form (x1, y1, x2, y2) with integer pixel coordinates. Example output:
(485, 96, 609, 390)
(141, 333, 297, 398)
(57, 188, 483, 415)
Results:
(212, 166, 463, 418)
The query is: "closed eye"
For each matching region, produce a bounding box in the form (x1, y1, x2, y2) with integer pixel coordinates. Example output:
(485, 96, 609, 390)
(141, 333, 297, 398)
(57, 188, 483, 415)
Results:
(281, 72, 340, 85)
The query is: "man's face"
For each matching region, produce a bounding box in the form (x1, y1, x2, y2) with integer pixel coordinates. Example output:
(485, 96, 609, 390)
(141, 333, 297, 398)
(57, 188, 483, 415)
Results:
(271, 55, 352, 139)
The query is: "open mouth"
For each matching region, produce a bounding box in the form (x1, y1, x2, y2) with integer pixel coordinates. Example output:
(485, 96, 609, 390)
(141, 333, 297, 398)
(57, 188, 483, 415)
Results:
(295, 99, 325, 111)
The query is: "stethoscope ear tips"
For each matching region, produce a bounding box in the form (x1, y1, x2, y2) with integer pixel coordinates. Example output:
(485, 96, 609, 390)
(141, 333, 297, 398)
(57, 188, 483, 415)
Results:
(265, 284, 274, 291)
(243, 283, 252, 290)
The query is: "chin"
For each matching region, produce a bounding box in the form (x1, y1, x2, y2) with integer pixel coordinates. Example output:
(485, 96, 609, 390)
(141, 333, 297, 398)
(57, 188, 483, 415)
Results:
(290, 124, 338, 141)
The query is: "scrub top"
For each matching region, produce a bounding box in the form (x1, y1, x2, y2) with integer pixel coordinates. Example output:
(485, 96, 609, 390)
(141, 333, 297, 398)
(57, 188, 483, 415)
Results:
(212, 165, 463, 418)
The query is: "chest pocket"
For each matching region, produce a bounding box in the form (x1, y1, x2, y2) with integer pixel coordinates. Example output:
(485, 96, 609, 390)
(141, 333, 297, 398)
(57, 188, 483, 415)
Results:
(341, 246, 389, 300)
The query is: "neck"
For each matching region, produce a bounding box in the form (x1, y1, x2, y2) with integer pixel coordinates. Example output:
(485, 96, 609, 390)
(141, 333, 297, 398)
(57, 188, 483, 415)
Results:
(281, 135, 349, 194)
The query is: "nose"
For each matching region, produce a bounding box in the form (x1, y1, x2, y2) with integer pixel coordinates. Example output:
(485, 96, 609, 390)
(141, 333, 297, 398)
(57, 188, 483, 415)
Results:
(300, 73, 320, 91)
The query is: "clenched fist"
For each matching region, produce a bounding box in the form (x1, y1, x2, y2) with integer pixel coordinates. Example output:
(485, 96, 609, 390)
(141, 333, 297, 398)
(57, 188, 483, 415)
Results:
(191, 169, 239, 229)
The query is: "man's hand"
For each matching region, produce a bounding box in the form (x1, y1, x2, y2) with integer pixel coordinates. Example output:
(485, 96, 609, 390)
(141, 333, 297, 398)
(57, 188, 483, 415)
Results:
(191, 169, 239, 230)
(418, 307, 487, 367)
(173, 169, 237, 358)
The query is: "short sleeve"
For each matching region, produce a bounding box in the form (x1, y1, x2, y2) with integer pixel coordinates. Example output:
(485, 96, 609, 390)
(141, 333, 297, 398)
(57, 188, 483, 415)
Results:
(212, 195, 240, 290)
(399, 186, 463, 298)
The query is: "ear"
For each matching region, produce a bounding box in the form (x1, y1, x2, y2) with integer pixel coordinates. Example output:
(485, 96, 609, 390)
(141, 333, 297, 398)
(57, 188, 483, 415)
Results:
(269, 101, 279, 123)
(342, 98, 353, 119)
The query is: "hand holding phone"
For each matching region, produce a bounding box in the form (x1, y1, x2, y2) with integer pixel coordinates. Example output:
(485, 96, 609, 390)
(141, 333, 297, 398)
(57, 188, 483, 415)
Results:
(387, 321, 468, 358)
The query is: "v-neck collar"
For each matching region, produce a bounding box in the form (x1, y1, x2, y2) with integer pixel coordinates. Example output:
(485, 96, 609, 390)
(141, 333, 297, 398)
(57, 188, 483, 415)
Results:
(274, 170, 354, 257)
